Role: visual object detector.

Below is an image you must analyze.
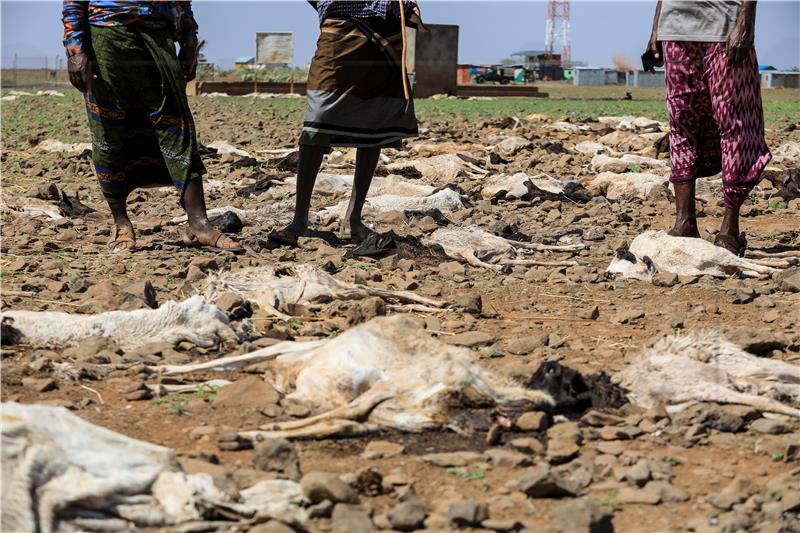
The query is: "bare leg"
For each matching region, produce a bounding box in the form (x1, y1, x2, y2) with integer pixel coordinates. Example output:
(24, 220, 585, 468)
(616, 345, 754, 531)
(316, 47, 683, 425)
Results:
(668, 181, 700, 238)
(182, 177, 240, 249)
(106, 194, 136, 250)
(270, 144, 326, 245)
(715, 205, 742, 254)
(346, 147, 381, 241)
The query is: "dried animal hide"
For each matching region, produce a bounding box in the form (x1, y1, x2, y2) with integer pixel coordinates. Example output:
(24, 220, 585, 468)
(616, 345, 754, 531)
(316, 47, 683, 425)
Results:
(614, 331, 800, 418)
(2, 296, 237, 351)
(607, 230, 783, 281)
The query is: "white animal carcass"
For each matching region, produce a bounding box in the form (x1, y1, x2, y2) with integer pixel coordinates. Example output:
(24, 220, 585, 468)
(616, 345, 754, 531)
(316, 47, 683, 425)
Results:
(424, 225, 585, 270)
(169, 200, 296, 227)
(318, 187, 466, 222)
(481, 172, 566, 200)
(598, 115, 666, 132)
(278, 173, 436, 198)
(158, 315, 555, 440)
(207, 140, 251, 158)
(2, 296, 237, 350)
(205, 264, 444, 317)
(614, 331, 800, 418)
(771, 142, 800, 165)
(36, 139, 92, 154)
(597, 130, 667, 154)
(1, 402, 307, 533)
(585, 171, 668, 201)
(607, 230, 781, 281)
(591, 153, 667, 174)
(574, 140, 612, 156)
(384, 153, 488, 183)
(0, 196, 64, 220)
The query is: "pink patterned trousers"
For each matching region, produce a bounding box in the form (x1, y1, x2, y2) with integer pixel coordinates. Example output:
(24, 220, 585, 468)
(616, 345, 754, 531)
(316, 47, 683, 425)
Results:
(663, 41, 771, 208)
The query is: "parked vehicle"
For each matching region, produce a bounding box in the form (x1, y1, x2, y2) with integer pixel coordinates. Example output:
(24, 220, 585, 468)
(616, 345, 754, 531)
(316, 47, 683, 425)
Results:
(474, 66, 514, 85)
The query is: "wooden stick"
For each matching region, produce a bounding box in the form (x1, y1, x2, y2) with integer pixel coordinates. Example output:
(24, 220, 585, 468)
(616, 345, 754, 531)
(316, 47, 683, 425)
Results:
(398, 0, 411, 102)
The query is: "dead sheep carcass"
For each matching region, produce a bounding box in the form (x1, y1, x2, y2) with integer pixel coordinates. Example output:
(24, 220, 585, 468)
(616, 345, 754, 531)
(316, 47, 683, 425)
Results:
(424, 225, 586, 270)
(1, 402, 307, 533)
(205, 264, 445, 317)
(157, 315, 555, 441)
(607, 230, 784, 281)
(614, 331, 800, 418)
(1, 296, 238, 350)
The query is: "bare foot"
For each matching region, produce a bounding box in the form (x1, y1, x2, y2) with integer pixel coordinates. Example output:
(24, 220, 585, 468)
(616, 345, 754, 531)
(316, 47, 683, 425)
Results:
(667, 218, 700, 238)
(183, 226, 242, 251)
(108, 224, 136, 251)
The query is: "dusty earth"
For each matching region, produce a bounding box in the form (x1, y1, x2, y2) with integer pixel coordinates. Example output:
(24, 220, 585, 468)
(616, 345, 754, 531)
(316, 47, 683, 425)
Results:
(1, 90, 799, 533)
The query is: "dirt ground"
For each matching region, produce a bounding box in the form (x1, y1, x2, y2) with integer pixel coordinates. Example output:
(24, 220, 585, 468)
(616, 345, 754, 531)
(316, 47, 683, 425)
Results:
(1, 90, 799, 532)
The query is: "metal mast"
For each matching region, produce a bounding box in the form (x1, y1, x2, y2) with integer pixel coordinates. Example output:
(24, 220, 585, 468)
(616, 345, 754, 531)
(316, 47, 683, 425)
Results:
(545, 0, 571, 68)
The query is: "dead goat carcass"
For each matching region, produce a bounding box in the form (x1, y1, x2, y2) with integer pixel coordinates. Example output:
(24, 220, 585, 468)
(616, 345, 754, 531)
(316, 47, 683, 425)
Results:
(1, 295, 237, 351)
(157, 315, 555, 441)
(205, 264, 445, 317)
(481, 172, 566, 201)
(424, 225, 586, 270)
(1, 402, 307, 533)
(318, 187, 466, 223)
(614, 331, 800, 418)
(607, 230, 783, 281)
(383, 153, 488, 183)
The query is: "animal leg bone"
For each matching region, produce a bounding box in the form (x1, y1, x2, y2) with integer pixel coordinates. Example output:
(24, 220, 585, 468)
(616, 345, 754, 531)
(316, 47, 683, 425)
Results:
(362, 286, 445, 308)
(156, 340, 325, 375)
(259, 392, 394, 431)
(511, 241, 587, 252)
(500, 259, 579, 267)
(746, 250, 800, 259)
(691, 385, 800, 419)
(745, 258, 791, 268)
(461, 251, 504, 270)
(238, 420, 381, 441)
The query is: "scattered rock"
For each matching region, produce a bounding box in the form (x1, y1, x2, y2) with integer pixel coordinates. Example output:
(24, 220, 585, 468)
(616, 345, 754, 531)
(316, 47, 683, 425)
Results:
(301, 471, 358, 504)
(387, 499, 428, 531)
(21, 377, 57, 393)
(361, 440, 405, 460)
(612, 308, 645, 324)
(453, 292, 482, 313)
(439, 261, 466, 277)
(507, 334, 549, 355)
(515, 464, 580, 498)
(448, 499, 489, 527)
(516, 411, 550, 432)
(549, 498, 614, 533)
(623, 459, 651, 487)
(446, 331, 497, 347)
(750, 417, 790, 435)
(252, 437, 301, 480)
(422, 451, 482, 467)
(485, 448, 532, 468)
(618, 480, 689, 505)
(331, 503, 374, 533)
(213, 377, 280, 410)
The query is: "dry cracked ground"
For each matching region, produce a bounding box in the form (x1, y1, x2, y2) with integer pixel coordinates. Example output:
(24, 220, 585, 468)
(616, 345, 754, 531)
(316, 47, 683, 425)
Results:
(1, 90, 799, 533)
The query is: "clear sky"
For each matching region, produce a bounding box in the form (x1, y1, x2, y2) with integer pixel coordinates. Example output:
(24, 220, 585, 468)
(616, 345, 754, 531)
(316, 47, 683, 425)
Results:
(2, 0, 799, 70)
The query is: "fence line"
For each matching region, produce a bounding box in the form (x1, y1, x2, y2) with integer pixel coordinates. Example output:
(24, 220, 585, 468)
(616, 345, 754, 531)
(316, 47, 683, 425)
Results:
(1, 55, 70, 88)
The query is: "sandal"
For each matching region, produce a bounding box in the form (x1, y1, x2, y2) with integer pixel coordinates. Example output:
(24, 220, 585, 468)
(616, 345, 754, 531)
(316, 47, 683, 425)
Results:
(108, 225, 136, 251)
(183, 226, 243, 253)
(714, 232, 747, 257)
(349, 225, 379, 243)
(267, 227, 302, 248)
